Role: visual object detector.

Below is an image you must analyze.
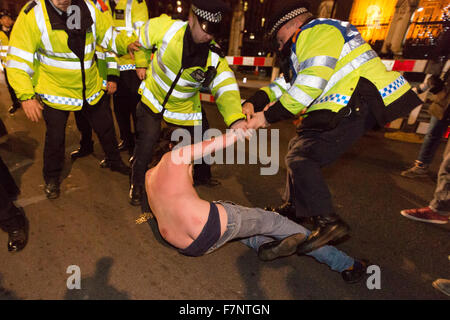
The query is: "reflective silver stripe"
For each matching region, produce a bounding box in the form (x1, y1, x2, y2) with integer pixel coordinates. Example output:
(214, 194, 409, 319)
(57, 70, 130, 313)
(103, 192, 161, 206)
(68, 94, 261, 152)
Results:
(39, 42, 95, 59)
(134, 21, 145, 30)
(126, 0, 133, 31)
(100, 27, 114, 49)
(211, 52, 220, 67)
(154, 56, 198, 87)
(339, 34, 365, 60)
(0, 46, 8, 51)
(159, 21, 187, 57)
(6, 60, 34, 76)
(152, 71, 196, 98)
(107, 62, 118, 69)
(298, 55, 337, 73)
(288, 85, 315, 106)
(36, 53, 94, 70)
(214, 83, 239, 100)
(39, 94, 82, 106)
(106, 52, 116, 58)
(211, 71, 235, 89)
(273, 77, 290, 91)
(96, 51, 106, 60)
(85, 0, 97, 42)
(163, 109, 202, 122)
(291, 52, 300, 74)
(269, 83, 283, 99)
(141, 82, 163, 112)
(293, 74, 328, 91)
(0, 52, 6, 57)
(140, 20, 152, 49)
(111, 29, 118, 53)
(35, 0, 53, 52)
(318, 50, 378, 100)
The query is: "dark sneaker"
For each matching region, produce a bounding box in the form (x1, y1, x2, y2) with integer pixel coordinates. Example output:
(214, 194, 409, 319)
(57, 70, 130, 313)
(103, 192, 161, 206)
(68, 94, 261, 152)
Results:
(44, 179, 60, 200)
(432, 279, 450, 296)
(341, 259, 369, 284)
(296, 215, 350, 255)
(401, 161, 429, 178)
(109, 161, 131, 175)
(258, 233, 306, 261)
(400, 207, 449, 224)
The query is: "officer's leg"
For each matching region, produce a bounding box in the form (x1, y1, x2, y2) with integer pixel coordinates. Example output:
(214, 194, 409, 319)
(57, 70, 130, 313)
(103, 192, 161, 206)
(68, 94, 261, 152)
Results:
(71, 111, 94, 159)
(42, 105, 69, 198)
(130, 102, 162, 206)
(4, 70, 21, 114)
(83, 96, 129, 175)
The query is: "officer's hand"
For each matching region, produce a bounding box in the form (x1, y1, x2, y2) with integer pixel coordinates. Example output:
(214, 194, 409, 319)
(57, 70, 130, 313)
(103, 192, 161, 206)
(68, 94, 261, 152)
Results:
(127, 41, 142, 60)
(136, 68, 147, 80)
(106, 81, 117, 95)
(247, 111, 269, 130)
(242, 102, 255, 120)
(22, 98, 43, 123)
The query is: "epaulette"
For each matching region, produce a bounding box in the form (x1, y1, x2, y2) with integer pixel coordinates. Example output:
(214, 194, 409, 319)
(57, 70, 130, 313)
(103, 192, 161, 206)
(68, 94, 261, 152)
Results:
(209, 43, 225, 58)
(24, 0, 37, 14)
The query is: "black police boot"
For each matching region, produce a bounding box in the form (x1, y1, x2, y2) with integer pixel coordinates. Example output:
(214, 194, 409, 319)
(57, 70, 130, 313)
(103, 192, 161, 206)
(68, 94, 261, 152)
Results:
(265, 202, 296, 217)
(296, 214, 350, 255)
(129, 184, 143, 206)
(70, 146, 94, 160)
(8, 103, 20, 115)
(5, 208, 28, 252)
(117, 140, 128, 152)
(99, 158, 110, 168)
(44, 178, 60, 200)
(110, 161, 131, 176)
(257, 233, 306, 261)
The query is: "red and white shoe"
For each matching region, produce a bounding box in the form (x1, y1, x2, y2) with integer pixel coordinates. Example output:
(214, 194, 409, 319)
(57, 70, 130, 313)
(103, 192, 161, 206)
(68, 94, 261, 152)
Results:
(400, 207, 449, 224)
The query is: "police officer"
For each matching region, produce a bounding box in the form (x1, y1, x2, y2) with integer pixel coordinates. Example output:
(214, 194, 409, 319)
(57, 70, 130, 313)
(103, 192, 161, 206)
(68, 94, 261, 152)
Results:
(0, 10, 21, 114)
(128, 0, 247, 210)
(245, 1, 422, 253)
(6, 0, 133, 199)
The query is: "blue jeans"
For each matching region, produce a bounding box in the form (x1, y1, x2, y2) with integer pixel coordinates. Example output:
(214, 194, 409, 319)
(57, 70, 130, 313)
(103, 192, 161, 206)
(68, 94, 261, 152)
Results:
(206, 201, 354, 273)
(417, 116, 450, 165)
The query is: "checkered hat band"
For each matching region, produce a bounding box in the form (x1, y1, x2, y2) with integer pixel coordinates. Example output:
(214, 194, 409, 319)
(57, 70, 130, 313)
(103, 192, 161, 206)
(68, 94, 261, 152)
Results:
(192, 5, 222, 23)
(270, 7, 308, 37)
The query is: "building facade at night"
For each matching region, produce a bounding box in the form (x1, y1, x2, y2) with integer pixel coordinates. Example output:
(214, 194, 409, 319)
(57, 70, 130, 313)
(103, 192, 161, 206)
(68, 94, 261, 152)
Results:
(1, 0, 448, 59)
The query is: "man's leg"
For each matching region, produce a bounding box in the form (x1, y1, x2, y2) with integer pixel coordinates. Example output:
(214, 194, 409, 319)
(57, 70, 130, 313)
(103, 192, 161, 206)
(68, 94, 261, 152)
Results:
(71, 111, 94, 159)
(42, 105, 70, 199)
(83, 96, 129, 175)
(4, 70, 21, 114)
(130, 102, 162, 207)
(430, 139, 450, 213)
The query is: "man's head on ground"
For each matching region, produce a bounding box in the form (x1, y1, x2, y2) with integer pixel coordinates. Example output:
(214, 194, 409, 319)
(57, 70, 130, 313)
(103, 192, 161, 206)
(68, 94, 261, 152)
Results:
(0, 11, 13, 29)
(188, 0, 230, 44)
(51, 0, 72, 12)
(267, 1, 313, 51)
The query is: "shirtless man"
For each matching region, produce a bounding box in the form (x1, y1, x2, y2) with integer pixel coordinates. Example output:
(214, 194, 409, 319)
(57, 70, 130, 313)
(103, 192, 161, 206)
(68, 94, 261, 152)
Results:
(145, 129, 368, 283)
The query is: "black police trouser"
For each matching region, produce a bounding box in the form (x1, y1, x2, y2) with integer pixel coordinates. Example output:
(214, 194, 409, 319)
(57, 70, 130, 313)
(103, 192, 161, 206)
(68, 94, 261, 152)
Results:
(74, 110, 94, 151)
(4, 69, 20, 108)
(283, 104, 377, 218)
(131, 102, 212, 188)
(113, 70, 140, 148)
(42, 95, 121, 183)
(0, 156, 24, 233)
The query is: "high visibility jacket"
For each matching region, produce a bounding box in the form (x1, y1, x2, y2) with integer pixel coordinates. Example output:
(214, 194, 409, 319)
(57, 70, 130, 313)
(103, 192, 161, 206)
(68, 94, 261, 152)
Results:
(107, 0, 148, 70)
(261, 19, 412, 122)
(91, 0, 119, 89)
(6, 0, 132, 111)
(0, 30, 9, 69)
(135, 15, 245, 127)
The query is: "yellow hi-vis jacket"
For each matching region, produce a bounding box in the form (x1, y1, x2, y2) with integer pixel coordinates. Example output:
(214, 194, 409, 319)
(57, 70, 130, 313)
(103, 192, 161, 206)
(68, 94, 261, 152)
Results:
(135, 15, 245, 127)
(91, 0, 120, 89)
(0, 29, 9, 69)
(6, 0, 132, 111)
(107, 0, 148, 70)
(261, 19, 412, 123)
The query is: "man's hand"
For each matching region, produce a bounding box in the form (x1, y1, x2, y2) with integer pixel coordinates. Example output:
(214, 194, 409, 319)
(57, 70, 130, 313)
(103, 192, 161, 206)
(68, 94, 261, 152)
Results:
(247, 111, 269, 130)
(242, 102, 255, 120)
(127, 41, 142, 60)
(22, 98, 43, 122)
(136, 68, 147, 81)
(106, 81, 117, 95)
(230, 119, 248, 131)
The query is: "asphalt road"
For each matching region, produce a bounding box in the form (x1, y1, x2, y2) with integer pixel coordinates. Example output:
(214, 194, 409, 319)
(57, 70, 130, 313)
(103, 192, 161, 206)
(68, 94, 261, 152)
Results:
(0, 73, 449, 300)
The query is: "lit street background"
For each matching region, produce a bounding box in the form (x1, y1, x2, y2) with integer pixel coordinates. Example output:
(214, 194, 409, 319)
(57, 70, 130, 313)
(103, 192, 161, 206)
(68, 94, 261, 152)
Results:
(0, 72, 449, 300)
